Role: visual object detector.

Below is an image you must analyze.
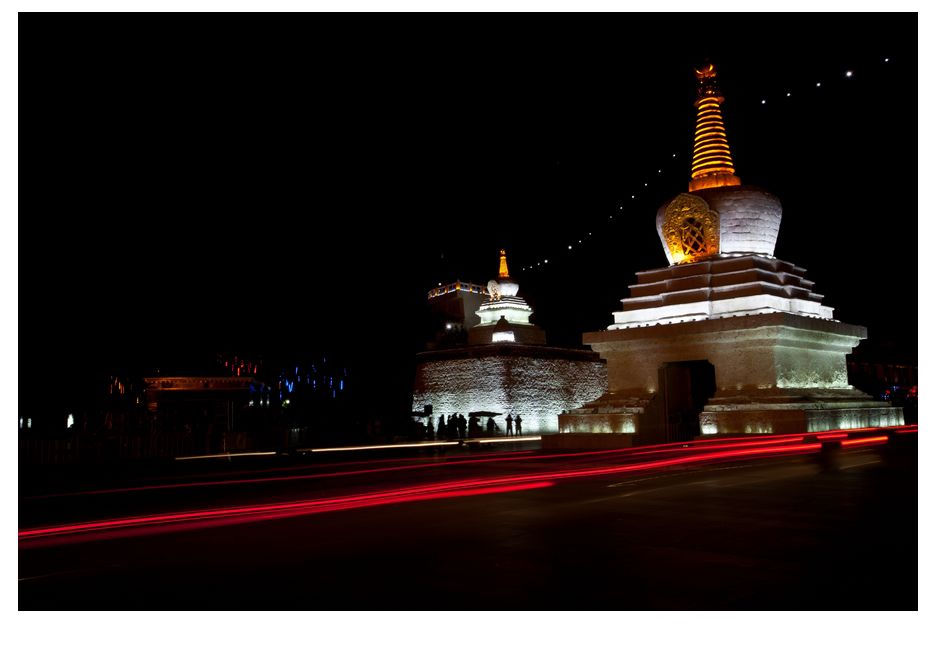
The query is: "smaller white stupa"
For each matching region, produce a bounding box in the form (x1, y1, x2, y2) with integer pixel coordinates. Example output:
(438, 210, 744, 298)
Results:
(412, 249, 606, 434)
(469, 249, 546, 345)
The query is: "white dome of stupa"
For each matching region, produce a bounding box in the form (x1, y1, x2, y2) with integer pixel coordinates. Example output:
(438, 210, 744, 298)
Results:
(655, 186, 782, 265)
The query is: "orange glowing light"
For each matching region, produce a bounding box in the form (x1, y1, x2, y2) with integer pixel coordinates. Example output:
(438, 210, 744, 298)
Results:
(498, 249, 510, 279)
(689, 62, 741, 192)
(841, 435, 889, 447)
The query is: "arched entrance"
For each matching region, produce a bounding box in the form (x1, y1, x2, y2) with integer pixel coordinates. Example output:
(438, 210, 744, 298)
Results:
(658, 360, 716, 442)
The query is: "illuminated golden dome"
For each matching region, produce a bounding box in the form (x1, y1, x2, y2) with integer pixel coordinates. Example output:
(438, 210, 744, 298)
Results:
(689, 62, 742, 192)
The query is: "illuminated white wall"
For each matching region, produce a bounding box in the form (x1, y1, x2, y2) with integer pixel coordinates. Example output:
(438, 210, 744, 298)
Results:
(583, 313, 901, 436)
(593, 316, 864, 396)
(705, 187, 782, 256)
(476, 299, 534, 326)
(413, 353, 607, 435)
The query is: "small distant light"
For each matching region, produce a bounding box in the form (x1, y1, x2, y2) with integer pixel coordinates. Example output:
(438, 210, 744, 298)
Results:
(27, 418, 32, 429)
(544, 259, 548, 264)
(631, 195, 635, 199)
(786, 92, 791, 97)
(643, 182, 648, 187)
(66, 413, 74, 429)
(568, 245, 572, 250)
(816, 82, 821, 87)
(761, 99, 766, 104)
(578, 239, 582, 244)
(445, 323, 453, 330)
(19, 417, 23, 429)
(588, 232, 592, 236)
(845, 70, 853, 78)
(884, 57, 889, 62)
(672, 153, 677, 158)
(437, 282, 441, 286)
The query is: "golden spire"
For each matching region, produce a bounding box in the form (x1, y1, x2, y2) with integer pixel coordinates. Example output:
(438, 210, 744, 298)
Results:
(689, 62, 742, 192)
(498, 249, 510, 279)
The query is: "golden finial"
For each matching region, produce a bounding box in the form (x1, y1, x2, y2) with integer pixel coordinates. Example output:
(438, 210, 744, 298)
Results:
(689, 61, 741, 192)
(498, 249, 510, 279)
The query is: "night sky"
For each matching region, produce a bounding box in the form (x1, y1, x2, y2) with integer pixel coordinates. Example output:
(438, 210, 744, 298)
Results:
(19, 14, 917, 416)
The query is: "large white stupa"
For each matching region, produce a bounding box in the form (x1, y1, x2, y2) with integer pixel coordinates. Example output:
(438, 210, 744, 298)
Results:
(552, 63, 902, 445)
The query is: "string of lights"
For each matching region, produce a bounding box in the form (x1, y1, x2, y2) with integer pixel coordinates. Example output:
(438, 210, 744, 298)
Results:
(515, 55, 895, 276)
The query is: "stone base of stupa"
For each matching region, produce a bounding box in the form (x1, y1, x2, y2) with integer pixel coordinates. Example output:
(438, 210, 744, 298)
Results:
(546, 311, 902, 447)
(699, 388, 903, 435)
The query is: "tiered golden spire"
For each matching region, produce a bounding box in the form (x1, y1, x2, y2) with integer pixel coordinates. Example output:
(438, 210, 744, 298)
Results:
(498, 249, 510, 279)
(689, 62, 742, 192)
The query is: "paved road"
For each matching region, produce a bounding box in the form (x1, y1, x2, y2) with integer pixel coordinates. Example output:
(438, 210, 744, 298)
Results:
(19, 440, 916, 609)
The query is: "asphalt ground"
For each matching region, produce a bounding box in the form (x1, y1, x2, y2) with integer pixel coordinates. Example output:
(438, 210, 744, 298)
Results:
(19, 438, 917, 610)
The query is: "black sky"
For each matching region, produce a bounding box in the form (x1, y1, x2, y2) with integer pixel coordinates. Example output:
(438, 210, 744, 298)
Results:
(19, 13, 918, 413)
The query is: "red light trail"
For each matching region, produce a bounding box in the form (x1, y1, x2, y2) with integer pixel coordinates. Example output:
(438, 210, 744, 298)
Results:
(840, 435, 889, 447)
(26, 435, 808, 499)
(20, 426, 913, 546)
(19, 442, 819, 544)
(25, 425, 915, 501)
(19, 480, 557, 543)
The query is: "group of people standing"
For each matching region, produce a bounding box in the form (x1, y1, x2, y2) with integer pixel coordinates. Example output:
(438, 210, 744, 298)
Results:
(426, 412, 523, 440)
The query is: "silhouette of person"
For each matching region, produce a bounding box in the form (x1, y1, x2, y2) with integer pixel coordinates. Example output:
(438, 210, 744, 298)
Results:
(426, 418, 434, 440)
(447, 414, 457, 438)
(486, 417, 496, 436)
(457, 414, 467, 440)
(515, 415, 522, 436)
(506, 414, 514, 437)
(438, 414, 446, 439)
(469, 416, 481, 437)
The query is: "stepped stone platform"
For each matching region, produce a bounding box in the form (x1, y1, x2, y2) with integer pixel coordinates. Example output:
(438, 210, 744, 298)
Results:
(555, 311, 900, 442)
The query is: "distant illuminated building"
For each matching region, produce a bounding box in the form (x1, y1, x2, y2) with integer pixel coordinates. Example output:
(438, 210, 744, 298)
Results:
(426, 280, 488, 348)
(216, 353, 349, 405)
(413, 250, 606, 435)
(143, 376, 257, 436)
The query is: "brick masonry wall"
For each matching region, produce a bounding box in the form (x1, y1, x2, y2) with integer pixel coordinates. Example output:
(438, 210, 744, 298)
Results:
(413, 354, 607, 434)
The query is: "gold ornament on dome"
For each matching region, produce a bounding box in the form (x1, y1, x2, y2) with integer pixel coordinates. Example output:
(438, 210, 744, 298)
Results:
(662, 193, 720, 264)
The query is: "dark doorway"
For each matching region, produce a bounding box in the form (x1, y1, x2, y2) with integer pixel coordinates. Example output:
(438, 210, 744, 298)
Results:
(658, 360, 717, 443)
